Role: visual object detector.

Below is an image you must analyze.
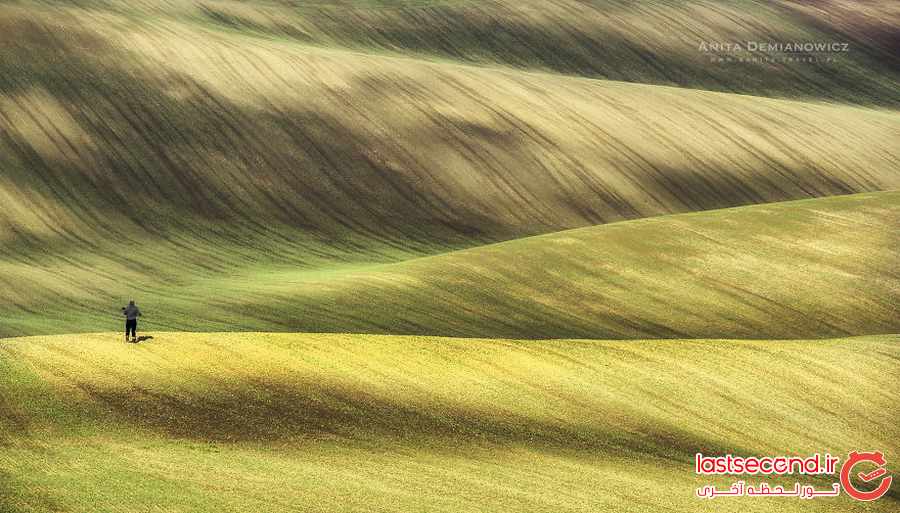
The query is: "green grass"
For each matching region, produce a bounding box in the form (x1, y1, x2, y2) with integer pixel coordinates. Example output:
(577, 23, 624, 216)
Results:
(1, 0, 898, 338)
(2, 1, 898, 341)
(1, 332, 898, 513)
(2, 2, 899, 511)
(2, 192, 897, 339)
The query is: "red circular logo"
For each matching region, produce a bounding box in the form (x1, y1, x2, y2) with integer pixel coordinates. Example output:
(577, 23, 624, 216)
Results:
(840, 451, 892, 501)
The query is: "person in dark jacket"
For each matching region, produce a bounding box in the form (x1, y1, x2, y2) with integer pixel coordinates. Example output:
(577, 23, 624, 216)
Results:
(122, 300, 142, 343)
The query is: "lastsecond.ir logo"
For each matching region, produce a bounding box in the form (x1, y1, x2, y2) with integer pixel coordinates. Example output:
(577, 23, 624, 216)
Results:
(841, 451, 892, 501)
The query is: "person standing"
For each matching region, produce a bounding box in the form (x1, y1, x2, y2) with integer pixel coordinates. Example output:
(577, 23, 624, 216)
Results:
(122, 300, 142, 343)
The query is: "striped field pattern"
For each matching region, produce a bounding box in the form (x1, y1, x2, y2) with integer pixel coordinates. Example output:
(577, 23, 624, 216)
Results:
(1, 1, 899, 512)
(1, 332, 898, 513)
(3, 192, 898, 338)
(2, 2, 899, 337)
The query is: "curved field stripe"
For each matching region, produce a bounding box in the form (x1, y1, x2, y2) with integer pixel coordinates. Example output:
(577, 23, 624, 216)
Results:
(1, 4, 899, 339)
(2, 7, 899, 248)
(240, 191, 897, 340)
(44, 0, 900, 106)
(1, 192, 897, 339)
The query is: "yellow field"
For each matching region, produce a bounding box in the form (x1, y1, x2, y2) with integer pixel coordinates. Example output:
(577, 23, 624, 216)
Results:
(2, 1, 899, 511)
(2, 332, 898, 512)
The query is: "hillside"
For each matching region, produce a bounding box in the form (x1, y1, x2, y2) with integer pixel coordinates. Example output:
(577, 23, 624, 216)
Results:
(2, 332, 898, 513)
(2, 1, 900, 340)
(3, 2, 899, 512)
(2, 192, 897, 338)
(2, 2, 900, 251)
(14, 0, 900, 106)
(210, 191, 900, 340)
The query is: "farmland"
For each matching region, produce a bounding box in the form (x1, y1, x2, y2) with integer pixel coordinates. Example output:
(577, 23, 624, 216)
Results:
(1, 1, 898, 511)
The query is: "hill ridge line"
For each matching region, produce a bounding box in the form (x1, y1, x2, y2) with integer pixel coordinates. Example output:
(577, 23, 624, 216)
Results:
(174, 16, 900, 112)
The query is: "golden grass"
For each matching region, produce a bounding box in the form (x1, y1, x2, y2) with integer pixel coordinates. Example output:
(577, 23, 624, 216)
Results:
(2, 2, 898, 511)
(1, 3, 898, 339)
(2, 2, 899, 249)
(38, 0, 900, 105)
(2, 1, 898, 339)
(1, 331, 898, 512)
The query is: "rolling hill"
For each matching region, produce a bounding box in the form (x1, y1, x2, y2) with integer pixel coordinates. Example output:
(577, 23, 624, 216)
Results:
(199, 191, 900, 340)
(1, 0, 898, 339)
(16, 0, 900, 106)
(3, 2, 900, 246)
(3, 1, 899, 512)
(2, 191, 897, 338)
(4, 1, 900, 246)
(1, 332, 898, 513)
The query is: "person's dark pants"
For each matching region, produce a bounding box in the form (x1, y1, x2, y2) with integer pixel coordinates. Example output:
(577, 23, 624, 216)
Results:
(125, 319, 137, 339)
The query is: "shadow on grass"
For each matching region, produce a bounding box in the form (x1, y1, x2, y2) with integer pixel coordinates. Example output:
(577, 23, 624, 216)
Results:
(70, 376, 736, 463)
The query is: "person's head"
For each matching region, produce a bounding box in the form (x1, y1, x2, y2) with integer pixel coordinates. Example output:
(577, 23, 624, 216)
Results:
(129, 300, 135, 305)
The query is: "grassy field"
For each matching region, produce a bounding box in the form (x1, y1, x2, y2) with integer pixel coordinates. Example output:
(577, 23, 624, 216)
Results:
(2, 0, 899, 511)
(179, 191, 899, 340)
(2, 332, 898, 513)
(3, 1, 900, 245)
(2, 0, 898, 340)
(14, 0, 900, 106)
(2, 191, 897, 338)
